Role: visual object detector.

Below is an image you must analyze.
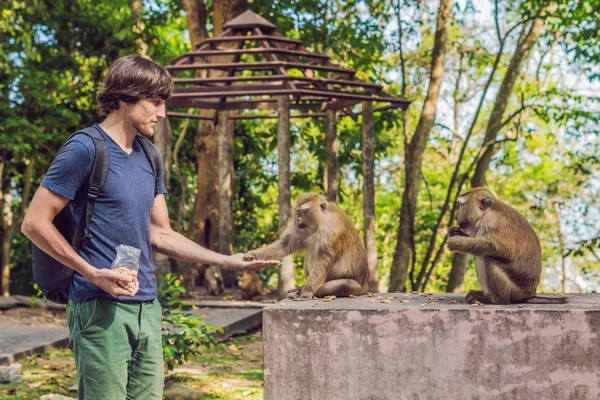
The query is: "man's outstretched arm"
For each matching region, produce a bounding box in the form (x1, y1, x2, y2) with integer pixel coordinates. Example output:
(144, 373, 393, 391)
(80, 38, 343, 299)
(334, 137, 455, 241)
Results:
(150, 195, 279, 270)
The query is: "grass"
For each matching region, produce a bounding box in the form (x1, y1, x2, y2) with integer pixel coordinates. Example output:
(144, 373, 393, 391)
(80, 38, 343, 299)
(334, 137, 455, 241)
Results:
(0, 348, 78, 400)
(165, 333, 264, 400)
(0, 332, 264, 400)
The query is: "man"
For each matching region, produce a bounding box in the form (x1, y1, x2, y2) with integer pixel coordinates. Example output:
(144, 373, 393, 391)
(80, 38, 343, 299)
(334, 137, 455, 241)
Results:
(21, 55, 278, 400)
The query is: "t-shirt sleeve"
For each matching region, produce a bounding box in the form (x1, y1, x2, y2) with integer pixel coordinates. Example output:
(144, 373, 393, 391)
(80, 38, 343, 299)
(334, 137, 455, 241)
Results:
(157, 150, 167, 195)
(41, 137, 94, 201)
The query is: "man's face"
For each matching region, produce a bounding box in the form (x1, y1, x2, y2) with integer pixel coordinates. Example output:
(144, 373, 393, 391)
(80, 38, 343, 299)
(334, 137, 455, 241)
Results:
(127, 98, 166, 137)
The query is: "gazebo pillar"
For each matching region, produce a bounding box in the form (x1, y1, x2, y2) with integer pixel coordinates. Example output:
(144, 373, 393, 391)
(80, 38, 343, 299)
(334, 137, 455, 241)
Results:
(217, 110, 237, 287)
(277, 95, 294, 299)
(361, 101, 378, 292)
(325, 109, 339, 203)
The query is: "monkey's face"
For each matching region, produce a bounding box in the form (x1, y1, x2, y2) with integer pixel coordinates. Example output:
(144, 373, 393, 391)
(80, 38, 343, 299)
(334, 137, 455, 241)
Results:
(295, 206, 311, 229)
(294, 195, 326, 230)
(456, 191, 494, 236)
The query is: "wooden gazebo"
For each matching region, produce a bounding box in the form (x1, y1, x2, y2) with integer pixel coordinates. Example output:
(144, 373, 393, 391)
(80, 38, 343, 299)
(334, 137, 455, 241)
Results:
(165, 10, 410, 293)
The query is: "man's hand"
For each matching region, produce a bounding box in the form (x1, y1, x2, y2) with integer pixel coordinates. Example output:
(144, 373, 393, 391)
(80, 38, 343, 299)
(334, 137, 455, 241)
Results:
(222, 253, 280, 271)
(84, 268, 139, 298)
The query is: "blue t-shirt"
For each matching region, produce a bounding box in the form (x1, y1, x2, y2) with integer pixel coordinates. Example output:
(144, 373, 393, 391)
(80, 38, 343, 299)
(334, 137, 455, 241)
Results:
(41, 124, 167, 303)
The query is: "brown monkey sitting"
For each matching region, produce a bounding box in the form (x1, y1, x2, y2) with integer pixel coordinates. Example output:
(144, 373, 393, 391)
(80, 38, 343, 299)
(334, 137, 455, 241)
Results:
(244, 193, 369, 301)
(241, 271, 263, 301)
(447, 187, 567, 305)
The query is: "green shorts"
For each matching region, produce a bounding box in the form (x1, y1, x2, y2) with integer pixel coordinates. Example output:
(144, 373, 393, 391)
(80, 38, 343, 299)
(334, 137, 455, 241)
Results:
(66, 298, 164, 400)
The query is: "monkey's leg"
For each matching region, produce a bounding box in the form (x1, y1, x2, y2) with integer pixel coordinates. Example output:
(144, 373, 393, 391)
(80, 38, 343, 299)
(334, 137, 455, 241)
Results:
(486, 265, 523, 305)
(314, 279, 365, 298)
(465, 290, 492, 304)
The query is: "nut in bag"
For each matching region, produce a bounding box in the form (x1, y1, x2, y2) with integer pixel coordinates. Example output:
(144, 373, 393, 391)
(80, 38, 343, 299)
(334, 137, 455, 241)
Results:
(111, 244, 141, 291)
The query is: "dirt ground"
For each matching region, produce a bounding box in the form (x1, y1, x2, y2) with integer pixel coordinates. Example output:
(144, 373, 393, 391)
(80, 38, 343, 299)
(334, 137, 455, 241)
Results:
(0, 306, 67, 327)
(0, 286, 277, 328)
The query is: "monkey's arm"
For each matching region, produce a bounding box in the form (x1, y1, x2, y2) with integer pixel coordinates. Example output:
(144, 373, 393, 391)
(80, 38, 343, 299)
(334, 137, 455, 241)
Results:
(447, 236, 510, 260)
(246, 227, 305, 261)
(293, 254, 333, 300)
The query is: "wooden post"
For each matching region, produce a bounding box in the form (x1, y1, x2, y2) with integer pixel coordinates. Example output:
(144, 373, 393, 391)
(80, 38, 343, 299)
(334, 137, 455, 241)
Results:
(277, 95, 295, 299)
(325, 109, 339, 202)
(217, 111, 238, 288)
(362, 101, 378, 292)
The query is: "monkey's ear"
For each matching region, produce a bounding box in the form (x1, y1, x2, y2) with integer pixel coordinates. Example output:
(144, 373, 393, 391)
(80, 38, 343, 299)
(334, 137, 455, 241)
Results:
(320, 201, 327, 211)
(479, 198, 493, 210)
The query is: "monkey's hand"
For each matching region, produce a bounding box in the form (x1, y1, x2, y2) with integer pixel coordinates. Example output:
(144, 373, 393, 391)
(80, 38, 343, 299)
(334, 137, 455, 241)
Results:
(466, 290, 492, 304)
(446, 236, 464, 252)
(243, 251, 258, 262)
(287, 287, 302, 299)
(448, 226, 467, 237)
(288, 287, 313, 301)
(292, 293, 313, 301)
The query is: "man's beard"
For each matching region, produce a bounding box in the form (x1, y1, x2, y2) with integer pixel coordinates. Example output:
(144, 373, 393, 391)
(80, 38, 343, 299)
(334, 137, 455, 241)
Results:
(133, 121, 155, 137)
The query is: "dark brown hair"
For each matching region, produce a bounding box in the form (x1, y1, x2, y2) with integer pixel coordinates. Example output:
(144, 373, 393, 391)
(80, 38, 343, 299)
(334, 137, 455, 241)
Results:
(96, 55, 173, 115)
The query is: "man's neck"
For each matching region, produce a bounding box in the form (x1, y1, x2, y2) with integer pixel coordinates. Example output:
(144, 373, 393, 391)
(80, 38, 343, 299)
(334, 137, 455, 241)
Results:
(99, 112, 137, 152)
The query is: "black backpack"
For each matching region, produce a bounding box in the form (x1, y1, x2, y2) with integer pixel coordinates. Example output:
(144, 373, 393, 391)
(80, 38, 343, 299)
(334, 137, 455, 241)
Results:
(31, 124, 161, 304)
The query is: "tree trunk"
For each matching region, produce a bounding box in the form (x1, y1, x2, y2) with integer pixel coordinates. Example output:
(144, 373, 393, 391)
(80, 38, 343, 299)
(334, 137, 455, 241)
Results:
(182, 0, 208, 46)
(179, 0, 246, 294)
(213, 0, 247, 35)
(361, 102, 378, 292)
(447, 17, 546, 292)
(388, 0, 452, 292)
(0, 158, 6, 296)
(0, 157, 34, 296)
(129, 0, 172, 278)
(153, 119, 173, 278)
(277, 95, 294, 300)
(1, 233, 10, 297)
(555, 203, 567, 293)
(325, 109, 339, 203)
(129, 0, 148, 56)
(217, 111, 238, 288)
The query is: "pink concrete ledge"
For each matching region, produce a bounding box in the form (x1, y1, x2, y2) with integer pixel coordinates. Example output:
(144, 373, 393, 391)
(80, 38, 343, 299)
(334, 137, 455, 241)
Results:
(263, 293, 600, 400)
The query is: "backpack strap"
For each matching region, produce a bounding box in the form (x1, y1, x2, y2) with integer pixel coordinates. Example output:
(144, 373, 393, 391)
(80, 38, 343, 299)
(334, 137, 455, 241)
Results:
(138, 137, 162, 198)
(70, 125, 109, 251)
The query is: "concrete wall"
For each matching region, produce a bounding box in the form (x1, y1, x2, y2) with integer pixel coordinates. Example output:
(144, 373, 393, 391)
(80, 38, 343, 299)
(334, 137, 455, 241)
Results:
(263, 294, 600, 400)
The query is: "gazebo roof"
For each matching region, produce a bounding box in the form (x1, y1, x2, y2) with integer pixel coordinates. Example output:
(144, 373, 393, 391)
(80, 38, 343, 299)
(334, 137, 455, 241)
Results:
(165, 10, 410, 120)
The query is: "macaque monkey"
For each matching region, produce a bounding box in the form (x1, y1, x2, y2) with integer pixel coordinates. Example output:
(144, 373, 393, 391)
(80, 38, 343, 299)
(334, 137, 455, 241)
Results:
(241, 271, 263, 301)
(447, 188, 567, 305)
(244, 193, 369, 301)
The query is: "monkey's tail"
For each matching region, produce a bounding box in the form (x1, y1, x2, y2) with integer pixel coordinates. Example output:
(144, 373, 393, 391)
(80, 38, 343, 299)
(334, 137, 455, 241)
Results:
(523, 295, 569, 304)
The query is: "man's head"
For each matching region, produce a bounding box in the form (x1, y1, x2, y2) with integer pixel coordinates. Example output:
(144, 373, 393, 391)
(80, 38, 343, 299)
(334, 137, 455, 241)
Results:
(97, 55, 173, 137)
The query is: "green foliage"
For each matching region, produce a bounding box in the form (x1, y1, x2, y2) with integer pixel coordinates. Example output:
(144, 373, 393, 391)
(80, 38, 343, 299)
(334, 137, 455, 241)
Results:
(158, 274, 223, 372)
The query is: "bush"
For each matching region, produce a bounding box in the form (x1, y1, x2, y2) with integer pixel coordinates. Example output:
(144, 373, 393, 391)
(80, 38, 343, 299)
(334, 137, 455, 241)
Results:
(157, 273, 223, 371)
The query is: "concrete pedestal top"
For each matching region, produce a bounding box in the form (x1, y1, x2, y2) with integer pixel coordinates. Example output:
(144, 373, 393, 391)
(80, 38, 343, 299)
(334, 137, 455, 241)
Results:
(263, 293, 600, 400)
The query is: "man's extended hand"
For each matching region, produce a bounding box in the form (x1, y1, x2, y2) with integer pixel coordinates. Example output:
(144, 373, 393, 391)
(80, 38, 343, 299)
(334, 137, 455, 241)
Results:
(85, 268, 139, 298)
(222, 253, 280, 271)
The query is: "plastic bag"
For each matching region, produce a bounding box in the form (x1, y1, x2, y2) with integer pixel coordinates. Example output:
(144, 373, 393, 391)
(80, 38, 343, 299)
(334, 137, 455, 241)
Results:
(111, 244, 141, 290)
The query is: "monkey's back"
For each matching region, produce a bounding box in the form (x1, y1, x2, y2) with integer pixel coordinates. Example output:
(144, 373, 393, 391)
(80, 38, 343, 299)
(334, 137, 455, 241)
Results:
(489, 201, 543, 291)
(323, 204, 370, 287)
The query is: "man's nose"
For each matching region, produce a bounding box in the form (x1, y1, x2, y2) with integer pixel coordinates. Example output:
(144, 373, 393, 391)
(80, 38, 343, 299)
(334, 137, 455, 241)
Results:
(157, 103, 166, 119)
